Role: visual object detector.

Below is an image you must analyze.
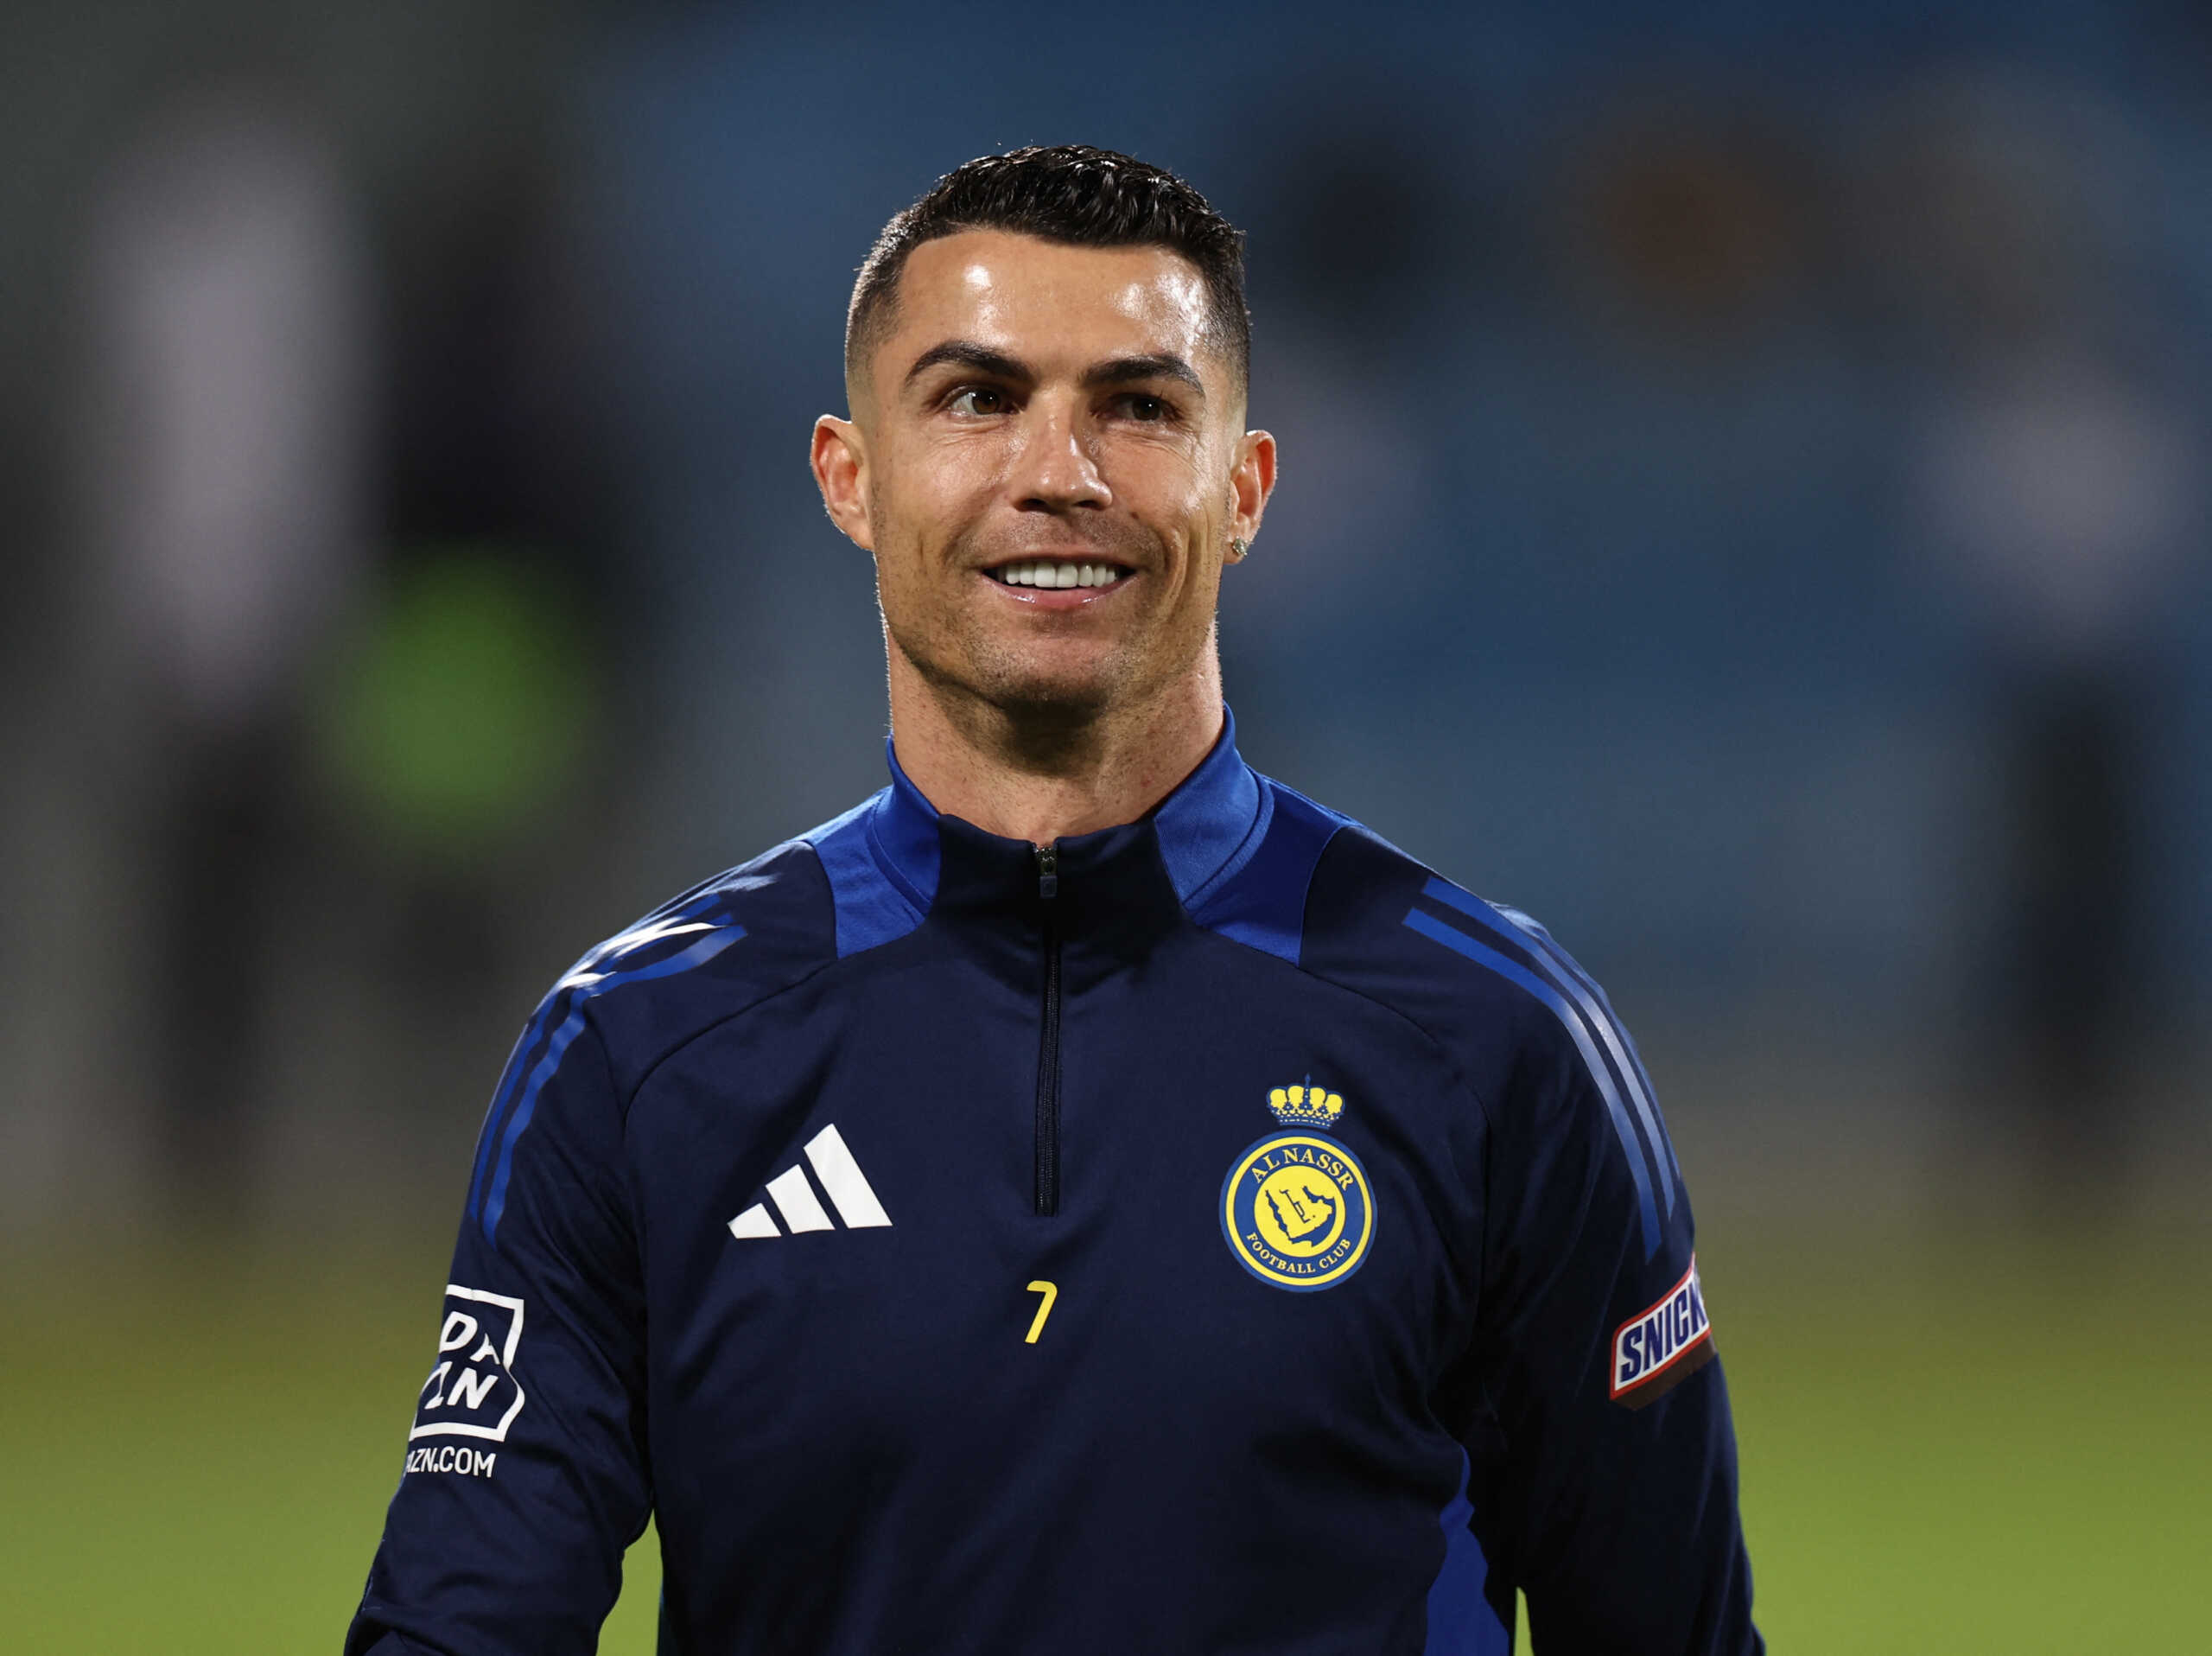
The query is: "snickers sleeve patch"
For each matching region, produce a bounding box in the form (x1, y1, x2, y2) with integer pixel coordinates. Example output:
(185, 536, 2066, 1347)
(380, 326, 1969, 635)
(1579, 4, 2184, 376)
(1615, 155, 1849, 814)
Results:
(1609, 1255, 1716, 1409)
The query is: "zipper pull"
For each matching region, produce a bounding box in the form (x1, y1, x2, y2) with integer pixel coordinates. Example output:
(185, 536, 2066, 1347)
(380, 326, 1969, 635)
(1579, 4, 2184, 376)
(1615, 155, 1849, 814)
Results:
(1034, 842, 1058, 901)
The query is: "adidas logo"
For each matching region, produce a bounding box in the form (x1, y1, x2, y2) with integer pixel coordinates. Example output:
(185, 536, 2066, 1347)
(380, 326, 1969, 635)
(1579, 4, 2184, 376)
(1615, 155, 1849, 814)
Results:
(728, 1124, 892, 1238)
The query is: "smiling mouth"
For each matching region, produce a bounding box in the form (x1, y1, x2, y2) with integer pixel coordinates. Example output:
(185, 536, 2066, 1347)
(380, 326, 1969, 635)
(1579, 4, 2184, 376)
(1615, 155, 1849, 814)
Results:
(985, 558, 1132, 590)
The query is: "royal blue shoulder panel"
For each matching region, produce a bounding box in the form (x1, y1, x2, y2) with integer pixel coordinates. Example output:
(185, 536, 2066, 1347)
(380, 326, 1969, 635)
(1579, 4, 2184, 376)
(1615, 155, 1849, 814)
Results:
(1150, 706, 1268, 903)
(806, 793, 920, 959)
(1184, 779, 1350, 965)
(804, 740, 950, 959)
(352, 709, 1761, 1656)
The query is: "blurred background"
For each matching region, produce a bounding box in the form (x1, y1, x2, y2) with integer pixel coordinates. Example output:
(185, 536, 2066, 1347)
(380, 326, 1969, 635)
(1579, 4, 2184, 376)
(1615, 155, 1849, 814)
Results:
(3, 0, 2207, 1649)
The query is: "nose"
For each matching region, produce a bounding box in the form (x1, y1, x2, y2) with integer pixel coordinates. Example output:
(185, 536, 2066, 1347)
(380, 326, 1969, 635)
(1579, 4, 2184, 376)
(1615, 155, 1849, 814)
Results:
(1008, 399, 1111, 514)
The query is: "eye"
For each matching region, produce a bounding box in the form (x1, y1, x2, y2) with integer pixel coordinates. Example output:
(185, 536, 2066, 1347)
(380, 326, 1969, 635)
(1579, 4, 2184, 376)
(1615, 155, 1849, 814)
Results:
(1114, 393, 1171, 423)
(947, 385, 1008, 417)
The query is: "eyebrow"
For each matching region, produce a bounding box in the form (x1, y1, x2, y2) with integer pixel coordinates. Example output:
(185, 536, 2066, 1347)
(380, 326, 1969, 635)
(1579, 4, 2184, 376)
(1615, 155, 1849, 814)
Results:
(1081, 353, 1205, 399)
(902, 341, 1206, 402)
(903, 340, 1031, 387)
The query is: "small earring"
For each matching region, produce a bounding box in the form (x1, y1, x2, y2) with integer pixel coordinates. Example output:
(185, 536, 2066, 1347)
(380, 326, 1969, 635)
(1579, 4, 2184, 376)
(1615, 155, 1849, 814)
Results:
(1230, 537, 1251, 560)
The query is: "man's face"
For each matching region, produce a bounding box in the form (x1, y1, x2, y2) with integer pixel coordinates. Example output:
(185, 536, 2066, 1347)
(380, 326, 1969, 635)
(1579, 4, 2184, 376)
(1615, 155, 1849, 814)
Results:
(814, 230, 1274, 726)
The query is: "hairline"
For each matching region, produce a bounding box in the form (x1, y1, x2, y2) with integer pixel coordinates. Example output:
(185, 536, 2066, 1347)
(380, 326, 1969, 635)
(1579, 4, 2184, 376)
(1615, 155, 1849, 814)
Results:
(845, 226, 1248, 409)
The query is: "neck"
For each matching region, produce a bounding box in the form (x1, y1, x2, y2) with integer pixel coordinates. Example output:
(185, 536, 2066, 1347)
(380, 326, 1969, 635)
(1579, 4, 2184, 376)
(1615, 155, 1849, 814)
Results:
(886, 646, 1226, 844)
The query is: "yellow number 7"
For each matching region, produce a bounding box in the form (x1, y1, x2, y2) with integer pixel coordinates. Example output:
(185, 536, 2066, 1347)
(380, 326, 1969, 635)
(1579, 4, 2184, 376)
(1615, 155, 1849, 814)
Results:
(1024, 1281, 1058, 1344)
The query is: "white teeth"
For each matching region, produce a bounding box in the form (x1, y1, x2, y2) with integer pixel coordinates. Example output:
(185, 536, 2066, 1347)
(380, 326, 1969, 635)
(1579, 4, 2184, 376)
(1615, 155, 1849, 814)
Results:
(993, 560, 1124, 589)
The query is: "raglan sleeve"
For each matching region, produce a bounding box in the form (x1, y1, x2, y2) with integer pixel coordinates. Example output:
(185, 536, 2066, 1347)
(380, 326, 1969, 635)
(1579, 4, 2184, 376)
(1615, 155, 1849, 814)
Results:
(345, 1004, 651, 1656)
(1462, 978, 1761, 1654)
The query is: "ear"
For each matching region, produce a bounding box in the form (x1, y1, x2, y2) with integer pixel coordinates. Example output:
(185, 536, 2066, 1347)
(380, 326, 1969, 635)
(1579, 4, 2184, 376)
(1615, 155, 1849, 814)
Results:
(811, 416, 874, 551)
(1225, 429, 1277, 559)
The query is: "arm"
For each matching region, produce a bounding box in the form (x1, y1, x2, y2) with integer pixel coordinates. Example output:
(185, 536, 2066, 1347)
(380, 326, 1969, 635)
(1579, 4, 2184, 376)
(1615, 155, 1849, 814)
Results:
(1460, 1002, 1760, 1653)
(346, 1010, 651, 1656)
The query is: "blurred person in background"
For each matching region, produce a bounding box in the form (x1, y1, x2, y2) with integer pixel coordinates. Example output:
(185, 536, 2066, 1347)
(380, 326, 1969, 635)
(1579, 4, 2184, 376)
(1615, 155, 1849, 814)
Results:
(72, 83, 372, 1228)
(31, 21, 616, 1236)
(1889, 71, 2203, 1216)
(349, 146, 1759, 1656)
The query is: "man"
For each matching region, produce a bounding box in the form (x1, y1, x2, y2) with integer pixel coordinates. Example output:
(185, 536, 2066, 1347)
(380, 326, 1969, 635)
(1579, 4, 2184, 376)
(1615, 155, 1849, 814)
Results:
(349, 145, 1761, 1654)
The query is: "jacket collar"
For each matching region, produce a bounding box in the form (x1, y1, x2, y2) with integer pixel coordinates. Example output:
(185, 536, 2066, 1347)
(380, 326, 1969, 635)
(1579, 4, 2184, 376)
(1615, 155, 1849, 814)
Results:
(868, 705, 1265, 912)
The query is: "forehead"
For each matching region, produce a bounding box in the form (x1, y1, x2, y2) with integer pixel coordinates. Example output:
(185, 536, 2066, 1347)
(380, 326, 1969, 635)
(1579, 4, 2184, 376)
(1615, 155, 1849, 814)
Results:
(880, 230, 1219, 380)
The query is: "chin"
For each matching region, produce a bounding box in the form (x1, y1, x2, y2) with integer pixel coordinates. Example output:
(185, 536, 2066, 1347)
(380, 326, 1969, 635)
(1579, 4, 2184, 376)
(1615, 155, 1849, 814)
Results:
(895, 621, 1147, 727)
(975, 667, 1120, 725)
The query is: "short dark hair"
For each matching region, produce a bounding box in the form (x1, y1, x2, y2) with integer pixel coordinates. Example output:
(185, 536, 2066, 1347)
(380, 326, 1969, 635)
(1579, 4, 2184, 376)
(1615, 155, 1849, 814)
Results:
(846, 144, 1250, 392)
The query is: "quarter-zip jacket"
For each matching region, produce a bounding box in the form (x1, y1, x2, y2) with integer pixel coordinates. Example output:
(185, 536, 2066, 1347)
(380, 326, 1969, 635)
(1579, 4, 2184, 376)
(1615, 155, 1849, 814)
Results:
(349, 712, 1761, 1656)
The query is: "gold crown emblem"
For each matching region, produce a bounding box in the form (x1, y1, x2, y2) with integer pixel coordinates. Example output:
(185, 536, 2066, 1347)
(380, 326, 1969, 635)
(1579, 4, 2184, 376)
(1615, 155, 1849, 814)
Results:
(1268, 1082, 1344, 1130)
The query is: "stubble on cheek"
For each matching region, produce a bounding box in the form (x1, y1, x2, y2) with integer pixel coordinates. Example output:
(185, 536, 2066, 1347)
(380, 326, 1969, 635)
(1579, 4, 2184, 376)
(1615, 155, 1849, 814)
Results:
(884, 516, 1203, 720)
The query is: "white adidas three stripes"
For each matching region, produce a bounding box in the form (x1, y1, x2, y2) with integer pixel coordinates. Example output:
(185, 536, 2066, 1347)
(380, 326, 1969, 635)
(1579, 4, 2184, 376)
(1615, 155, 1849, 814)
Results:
(728, 1124, 892, 1239)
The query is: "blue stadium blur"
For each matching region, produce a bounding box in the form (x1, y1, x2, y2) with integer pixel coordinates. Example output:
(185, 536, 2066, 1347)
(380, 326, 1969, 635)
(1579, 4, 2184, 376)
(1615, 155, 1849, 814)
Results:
(348, 710, 1761, 1655)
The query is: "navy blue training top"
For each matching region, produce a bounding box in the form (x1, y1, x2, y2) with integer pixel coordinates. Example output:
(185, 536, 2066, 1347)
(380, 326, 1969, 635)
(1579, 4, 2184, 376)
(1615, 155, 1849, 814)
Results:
(348, 711, 1760, 1655)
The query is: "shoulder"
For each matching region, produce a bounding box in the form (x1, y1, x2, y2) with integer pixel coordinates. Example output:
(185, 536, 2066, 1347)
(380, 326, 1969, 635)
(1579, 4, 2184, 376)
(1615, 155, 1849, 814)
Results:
(528, 823, 852, 1101)
(1276, 783, 1682, 1254)
(1230, 774, 1633, 1110)
(1288, 800, 1568, 1064)
(465, 827, 846, 1245)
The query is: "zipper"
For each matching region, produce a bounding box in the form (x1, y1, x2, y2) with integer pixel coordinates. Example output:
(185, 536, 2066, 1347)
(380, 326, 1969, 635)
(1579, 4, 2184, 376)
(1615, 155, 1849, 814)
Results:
(1033, 842, 1062, 1218)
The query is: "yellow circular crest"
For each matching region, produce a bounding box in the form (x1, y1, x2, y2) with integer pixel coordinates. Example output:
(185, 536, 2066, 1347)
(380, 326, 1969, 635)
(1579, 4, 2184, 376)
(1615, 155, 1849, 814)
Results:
(1219, 1132, 1376, 1292)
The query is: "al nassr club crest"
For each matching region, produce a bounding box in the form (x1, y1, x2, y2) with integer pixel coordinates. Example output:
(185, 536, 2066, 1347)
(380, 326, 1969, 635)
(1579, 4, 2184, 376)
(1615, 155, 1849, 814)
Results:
(1221, 1080, 1375, 1292)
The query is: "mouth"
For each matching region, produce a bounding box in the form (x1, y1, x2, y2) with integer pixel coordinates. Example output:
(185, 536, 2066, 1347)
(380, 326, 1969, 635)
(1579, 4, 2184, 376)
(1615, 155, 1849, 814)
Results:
(982, 557, 1134, 591)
